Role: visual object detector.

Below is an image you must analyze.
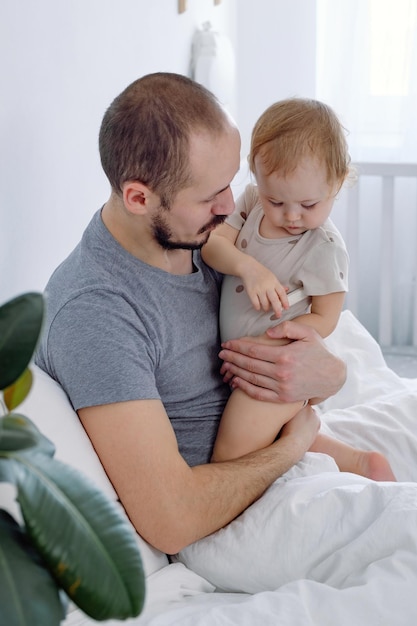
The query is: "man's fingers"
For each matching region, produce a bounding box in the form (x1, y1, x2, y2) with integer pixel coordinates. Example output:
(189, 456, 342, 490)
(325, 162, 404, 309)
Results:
(219, 341, 275, 366)
(229, 377, 280, 403)
(266, 320, 319, 343)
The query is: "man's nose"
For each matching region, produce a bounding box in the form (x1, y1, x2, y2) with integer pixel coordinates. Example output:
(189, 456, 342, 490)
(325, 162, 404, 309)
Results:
(212, 187, 235, 216)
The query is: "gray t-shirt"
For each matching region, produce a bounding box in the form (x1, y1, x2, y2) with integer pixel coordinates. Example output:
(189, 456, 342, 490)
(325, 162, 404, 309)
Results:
(35, 209, 230, 466)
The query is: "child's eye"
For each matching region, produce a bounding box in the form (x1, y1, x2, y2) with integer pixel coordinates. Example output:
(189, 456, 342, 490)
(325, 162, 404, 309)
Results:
(269, 200, 283, 207)
(301, 202, 318, 209)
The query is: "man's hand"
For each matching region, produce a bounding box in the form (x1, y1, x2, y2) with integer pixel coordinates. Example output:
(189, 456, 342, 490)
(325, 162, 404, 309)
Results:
(219, 320, 346, 404)
(279, 403, 321, 453)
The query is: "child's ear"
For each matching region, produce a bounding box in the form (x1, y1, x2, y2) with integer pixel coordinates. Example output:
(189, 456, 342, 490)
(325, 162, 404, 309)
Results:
(122, 181, 156, 215)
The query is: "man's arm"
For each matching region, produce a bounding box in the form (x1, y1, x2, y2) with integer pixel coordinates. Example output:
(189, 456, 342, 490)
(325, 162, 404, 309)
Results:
(219, 320, 347, 404)
(78, 398, 319, 555)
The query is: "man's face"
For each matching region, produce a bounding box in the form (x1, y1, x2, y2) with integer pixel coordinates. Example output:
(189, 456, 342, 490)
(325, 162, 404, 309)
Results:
(150, 126, 241, 251)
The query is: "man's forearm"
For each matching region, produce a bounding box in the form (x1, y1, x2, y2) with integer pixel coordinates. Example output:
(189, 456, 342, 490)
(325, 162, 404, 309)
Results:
(147, 407, 319, 554)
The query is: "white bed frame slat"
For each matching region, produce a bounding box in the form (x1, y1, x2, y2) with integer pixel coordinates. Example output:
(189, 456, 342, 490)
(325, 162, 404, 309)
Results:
(345, 162, 417, 348)
(378, 176, 394, 346)
(414, 257, 417, 347)
(345, 183, 360, 318)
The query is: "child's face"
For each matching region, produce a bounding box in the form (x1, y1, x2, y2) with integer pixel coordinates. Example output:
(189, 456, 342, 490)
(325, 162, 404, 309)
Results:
(254, 154, 340, 237)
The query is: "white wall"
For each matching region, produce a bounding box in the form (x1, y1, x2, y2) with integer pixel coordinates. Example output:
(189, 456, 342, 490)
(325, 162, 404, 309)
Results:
(0, 0, 236, 302)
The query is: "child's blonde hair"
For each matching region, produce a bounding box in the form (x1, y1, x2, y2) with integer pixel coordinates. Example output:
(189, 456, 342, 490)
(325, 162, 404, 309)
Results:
(249, 98, 352, 187)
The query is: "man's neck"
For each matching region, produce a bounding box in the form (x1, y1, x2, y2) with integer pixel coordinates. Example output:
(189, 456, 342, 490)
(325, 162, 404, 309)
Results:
(101, 198, 194, 275)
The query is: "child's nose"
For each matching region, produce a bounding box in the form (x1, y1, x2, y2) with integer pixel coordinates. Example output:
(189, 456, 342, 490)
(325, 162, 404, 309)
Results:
(285, 206, 301, 221)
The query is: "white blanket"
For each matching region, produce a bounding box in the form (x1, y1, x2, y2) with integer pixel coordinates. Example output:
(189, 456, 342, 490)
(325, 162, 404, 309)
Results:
(64, 311, 417, 625)
(169, 311, 417, 625)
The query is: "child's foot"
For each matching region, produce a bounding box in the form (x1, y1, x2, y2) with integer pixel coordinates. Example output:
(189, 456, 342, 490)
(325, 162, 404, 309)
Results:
(354, 450, 396, 482)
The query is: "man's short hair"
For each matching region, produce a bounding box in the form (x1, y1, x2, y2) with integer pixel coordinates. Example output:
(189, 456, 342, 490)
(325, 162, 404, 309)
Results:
(99, 72, 229, 205)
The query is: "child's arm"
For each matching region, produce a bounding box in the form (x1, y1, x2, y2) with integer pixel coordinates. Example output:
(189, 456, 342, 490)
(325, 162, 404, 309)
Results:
(202, 225, 289, 317)
(201, 223, 244, 274)
(291, 291, 345, 339)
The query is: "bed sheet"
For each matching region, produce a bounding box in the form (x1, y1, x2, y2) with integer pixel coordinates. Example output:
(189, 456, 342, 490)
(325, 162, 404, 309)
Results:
(65, 311, 417, 625)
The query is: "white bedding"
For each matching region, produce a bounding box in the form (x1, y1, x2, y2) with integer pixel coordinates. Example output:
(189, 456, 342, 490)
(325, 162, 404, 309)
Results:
(26, 311, 417, 625)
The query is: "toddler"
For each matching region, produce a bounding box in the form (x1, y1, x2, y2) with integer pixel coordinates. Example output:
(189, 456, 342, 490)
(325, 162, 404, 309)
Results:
(202, 98, 395, 481)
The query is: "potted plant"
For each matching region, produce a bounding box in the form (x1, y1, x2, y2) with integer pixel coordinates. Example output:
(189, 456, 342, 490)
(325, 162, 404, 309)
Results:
(0, 292, 145, 625)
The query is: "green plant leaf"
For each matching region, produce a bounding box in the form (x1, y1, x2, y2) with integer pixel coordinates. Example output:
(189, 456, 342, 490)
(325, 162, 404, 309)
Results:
(0, 510, 66, 626)
(3, 368, 33, 411)
(15, 454, 145, 620)
(0, 293, 44, 390)
(0, 415, 55, 483)
(0, 414, 41, 453)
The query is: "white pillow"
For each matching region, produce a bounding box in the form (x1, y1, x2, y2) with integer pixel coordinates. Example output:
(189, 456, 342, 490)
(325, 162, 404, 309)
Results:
(17, 365, 169, 577)
(321, 310, 411, 411)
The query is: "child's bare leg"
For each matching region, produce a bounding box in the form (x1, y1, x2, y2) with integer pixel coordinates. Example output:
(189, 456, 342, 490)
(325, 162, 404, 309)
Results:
(211, 387, 304, 462)
(310, 433, 396, 481)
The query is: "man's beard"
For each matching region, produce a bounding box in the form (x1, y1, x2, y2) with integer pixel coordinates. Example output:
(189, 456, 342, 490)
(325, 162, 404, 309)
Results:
(151, 212, 227, 251)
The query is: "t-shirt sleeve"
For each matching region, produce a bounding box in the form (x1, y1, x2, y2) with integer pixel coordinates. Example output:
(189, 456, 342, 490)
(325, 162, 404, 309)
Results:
(298, 237, 349, 296)
(44, 290, 160, 411)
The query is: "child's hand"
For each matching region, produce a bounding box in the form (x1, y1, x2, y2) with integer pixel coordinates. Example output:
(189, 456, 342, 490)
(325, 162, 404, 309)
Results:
(241, 258, 289, 318)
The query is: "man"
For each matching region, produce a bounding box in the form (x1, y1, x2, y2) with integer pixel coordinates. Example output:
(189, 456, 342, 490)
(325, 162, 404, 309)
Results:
(36, 73, 345, 554)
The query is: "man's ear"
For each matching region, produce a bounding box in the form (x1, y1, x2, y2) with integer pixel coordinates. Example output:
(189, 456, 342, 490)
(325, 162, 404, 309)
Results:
(122, 181, 156, 215)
